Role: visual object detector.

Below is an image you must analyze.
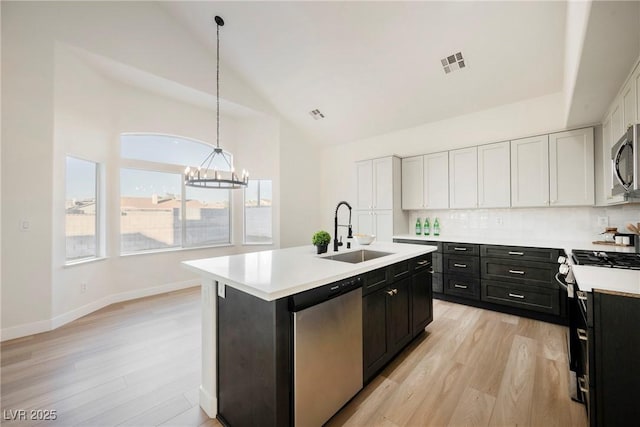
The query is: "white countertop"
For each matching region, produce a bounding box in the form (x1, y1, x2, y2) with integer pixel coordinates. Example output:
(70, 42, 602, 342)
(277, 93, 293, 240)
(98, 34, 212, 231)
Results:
(393, 234, 635, 254)
(182, 242, 437, 301)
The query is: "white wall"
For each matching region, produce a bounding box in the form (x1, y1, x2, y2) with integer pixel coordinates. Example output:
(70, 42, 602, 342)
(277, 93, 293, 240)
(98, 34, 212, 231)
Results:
(1, 1, 315, 340)
(319, 92, 566, 233)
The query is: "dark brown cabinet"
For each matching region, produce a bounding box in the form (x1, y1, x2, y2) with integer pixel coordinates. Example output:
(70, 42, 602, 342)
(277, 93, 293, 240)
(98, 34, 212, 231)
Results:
(363, 254, 433, 383)
(443, 242, 480, 301)
(411, 269, 433, 335)
(583, 290, 640, 427)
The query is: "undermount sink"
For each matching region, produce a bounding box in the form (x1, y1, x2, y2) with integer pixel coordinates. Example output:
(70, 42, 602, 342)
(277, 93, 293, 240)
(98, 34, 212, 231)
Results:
(321, 249, 393, 264)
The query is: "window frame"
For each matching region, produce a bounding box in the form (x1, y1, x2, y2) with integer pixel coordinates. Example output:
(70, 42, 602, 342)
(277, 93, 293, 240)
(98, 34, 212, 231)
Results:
(65, 155, 100, 264)
(243, 179, 274, 246)
(119, 134, 234, 255)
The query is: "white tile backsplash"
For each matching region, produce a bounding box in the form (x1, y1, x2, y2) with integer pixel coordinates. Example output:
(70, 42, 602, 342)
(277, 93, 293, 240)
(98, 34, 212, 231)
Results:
(409, 205, 640, 243)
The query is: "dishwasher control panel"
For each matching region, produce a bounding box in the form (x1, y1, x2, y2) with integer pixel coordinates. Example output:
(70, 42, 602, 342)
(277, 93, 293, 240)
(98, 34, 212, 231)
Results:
(289, 276, 362, 312)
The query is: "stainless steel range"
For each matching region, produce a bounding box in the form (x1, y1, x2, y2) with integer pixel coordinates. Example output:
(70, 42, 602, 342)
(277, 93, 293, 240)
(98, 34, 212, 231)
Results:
(571, 249, 640, 269)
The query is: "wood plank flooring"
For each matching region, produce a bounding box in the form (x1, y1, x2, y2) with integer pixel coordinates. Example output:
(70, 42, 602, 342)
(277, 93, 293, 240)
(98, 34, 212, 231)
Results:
(328, 301, 587, 427)
(1, 287, 587, 427)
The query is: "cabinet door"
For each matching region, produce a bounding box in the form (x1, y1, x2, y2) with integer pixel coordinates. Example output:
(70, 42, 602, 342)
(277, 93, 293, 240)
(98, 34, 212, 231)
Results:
(373, 157, 393, 209)
(611, 101, 623, 141)
(602, 115, 625, 204)
(449, 147, 478, 209)
(478, 141, 511, 208)
(363, 288, 389, 381)
(411, 269, 433, 336)
(374, 210, 393, 242)
(387, 277, 412, 352)
(549, 128, 594, 206)
(622, 78, 636, 131)
(354, 211, 374, 236)
(424, 152, 449, 209)
(356, 160, 373, 210)
(401, 156, 424, 210)
(510, 135, 549, 207)
(635, 67, 640, 124)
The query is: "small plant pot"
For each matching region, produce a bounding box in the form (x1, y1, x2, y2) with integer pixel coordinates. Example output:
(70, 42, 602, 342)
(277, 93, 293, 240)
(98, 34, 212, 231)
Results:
(316, 244, 328, 254)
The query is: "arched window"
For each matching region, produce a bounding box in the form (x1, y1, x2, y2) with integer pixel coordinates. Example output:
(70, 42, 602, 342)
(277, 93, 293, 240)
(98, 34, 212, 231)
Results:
(120, 134, 231, 253)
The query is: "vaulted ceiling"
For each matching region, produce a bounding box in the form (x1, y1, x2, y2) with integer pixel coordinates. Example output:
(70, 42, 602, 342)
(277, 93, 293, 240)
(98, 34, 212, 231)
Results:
(159, 1, 638, 145)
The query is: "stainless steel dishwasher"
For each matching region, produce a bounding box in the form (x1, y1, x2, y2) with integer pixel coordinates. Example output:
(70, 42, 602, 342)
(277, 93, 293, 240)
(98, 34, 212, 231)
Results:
(290, 276, 363, 427)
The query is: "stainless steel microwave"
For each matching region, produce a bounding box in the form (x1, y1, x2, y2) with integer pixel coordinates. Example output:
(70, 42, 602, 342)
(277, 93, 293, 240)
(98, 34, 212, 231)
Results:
(612, 124, 640, 195)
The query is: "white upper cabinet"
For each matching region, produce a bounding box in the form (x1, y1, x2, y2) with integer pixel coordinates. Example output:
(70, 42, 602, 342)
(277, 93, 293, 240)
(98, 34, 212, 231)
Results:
(424, 152, 449, 209)
(511, 135, 549, 207)
(549, 128, 595, 206)
(622, 77, 636, 131)
(357, 157, 393, 210)
(354, 156, 404, 242)
(401, 152, 449, 210)
(602, 114, 625, 204)
(611, 101, 623, 141)
(372, 157, 393, 209)
(449, 147, 478, 209)
(477, 141, 510, 208)
(355, 160, 373, 210)
(401, 156, 424, 210)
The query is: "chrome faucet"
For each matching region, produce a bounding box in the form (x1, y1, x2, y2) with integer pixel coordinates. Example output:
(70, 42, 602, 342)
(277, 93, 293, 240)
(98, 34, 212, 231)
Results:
(334, 201, 353, 252)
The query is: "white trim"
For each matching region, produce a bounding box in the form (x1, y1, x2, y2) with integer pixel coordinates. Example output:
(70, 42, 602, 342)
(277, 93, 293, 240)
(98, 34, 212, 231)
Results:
(1, 280, 199, 342)
(199, 385, 217, 419)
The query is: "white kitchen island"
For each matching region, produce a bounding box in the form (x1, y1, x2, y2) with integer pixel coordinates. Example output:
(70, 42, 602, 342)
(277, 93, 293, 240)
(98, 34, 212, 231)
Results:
(182, 242, 436, 424)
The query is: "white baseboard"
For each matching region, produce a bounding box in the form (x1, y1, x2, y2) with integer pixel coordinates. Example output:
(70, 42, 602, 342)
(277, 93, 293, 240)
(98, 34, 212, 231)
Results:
(1, 280, 199, 342)
(199, 385, 218, 419)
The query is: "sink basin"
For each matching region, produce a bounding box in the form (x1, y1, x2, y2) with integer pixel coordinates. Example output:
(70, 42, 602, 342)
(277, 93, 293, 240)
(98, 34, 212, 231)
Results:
(321, 249, 393, 264)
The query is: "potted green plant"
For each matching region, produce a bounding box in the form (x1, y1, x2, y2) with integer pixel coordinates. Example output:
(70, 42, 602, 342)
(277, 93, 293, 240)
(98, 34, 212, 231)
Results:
(312, 230, 331, 254)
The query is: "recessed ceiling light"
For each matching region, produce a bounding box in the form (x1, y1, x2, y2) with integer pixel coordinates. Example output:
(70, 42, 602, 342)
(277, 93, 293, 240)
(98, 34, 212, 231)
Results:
(441, 51, 466, 74)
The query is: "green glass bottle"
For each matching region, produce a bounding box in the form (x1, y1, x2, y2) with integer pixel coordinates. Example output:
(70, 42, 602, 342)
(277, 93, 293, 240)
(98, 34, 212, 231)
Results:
(423, 217, 430, 236)
(433, 218, 440, 236)
(415, 218, 422, 235)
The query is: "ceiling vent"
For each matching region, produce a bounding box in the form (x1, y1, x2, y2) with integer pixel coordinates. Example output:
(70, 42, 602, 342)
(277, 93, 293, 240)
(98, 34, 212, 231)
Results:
(441, 52, 466, 74)
(309, 109, 325, 120)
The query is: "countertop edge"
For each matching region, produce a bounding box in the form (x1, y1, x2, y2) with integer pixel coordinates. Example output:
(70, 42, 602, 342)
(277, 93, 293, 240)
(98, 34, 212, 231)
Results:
(182, 244, 437, 301)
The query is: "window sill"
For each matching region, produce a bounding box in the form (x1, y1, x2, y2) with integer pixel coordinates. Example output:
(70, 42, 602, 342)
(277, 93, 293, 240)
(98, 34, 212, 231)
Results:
(242, 242, 274, 246)
(119, 243, 234, 258)
(64, 257, 107, 268)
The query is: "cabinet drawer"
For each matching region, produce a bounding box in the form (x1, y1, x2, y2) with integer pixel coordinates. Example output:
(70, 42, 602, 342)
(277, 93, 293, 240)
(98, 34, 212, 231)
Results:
(432, 273, 443, 294)
(411, 254, 432, 272)
(481, 280, 560, 315)
(443, 242, 480, 256)
(480, 245, 561, 262)
(362, 267, 389, 296)
(481, 258, 555, 288)
(443, 275, 480, 300)
(390, 260, 411, 280)
(444, 254, 480, 276)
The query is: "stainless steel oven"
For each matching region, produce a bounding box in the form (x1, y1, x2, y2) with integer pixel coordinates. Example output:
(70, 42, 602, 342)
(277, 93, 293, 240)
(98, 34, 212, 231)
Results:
(611, 124, 640, 195)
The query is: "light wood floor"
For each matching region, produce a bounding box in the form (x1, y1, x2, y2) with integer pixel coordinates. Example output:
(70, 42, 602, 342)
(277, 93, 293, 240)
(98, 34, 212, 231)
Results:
(1, 287, 587, 427)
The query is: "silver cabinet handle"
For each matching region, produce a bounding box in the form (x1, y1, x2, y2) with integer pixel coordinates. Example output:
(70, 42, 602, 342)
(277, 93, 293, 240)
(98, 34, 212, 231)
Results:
(509, 270, 525, 275)
(428, 268, 434, 274)
(392, 288, 398, 295)
(417, 260, 429, 265)
(577, 328, 588, 341)
(508, 251, 524, 256)
(578, 376, 589, 394)
(453, 247, 468, 251)
(577, 290, 588, 301)
(508, 293, 525, 299)
(454, 284, 468, 289)
(386, 290, 394, 296)
(453, 263, 467, 268)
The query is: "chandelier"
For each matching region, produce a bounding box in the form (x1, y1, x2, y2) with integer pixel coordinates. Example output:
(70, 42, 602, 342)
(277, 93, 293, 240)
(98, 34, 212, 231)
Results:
(185, 15, 249, 189)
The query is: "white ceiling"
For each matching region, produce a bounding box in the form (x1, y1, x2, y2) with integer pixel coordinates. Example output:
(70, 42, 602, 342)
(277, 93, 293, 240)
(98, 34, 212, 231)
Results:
(158, 1, 636, 146)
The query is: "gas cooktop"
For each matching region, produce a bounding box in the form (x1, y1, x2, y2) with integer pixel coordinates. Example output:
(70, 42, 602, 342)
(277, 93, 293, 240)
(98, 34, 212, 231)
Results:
(572, 250, 640, 270)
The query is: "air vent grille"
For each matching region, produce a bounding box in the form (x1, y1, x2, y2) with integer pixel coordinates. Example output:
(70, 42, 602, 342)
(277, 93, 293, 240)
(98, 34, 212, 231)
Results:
(441, 51, 466, 74)
(309, 109, 325, 120)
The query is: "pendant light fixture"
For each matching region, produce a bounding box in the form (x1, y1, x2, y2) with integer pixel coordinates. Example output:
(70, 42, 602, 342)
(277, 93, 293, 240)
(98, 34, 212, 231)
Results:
(185, 15, 249, 189)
